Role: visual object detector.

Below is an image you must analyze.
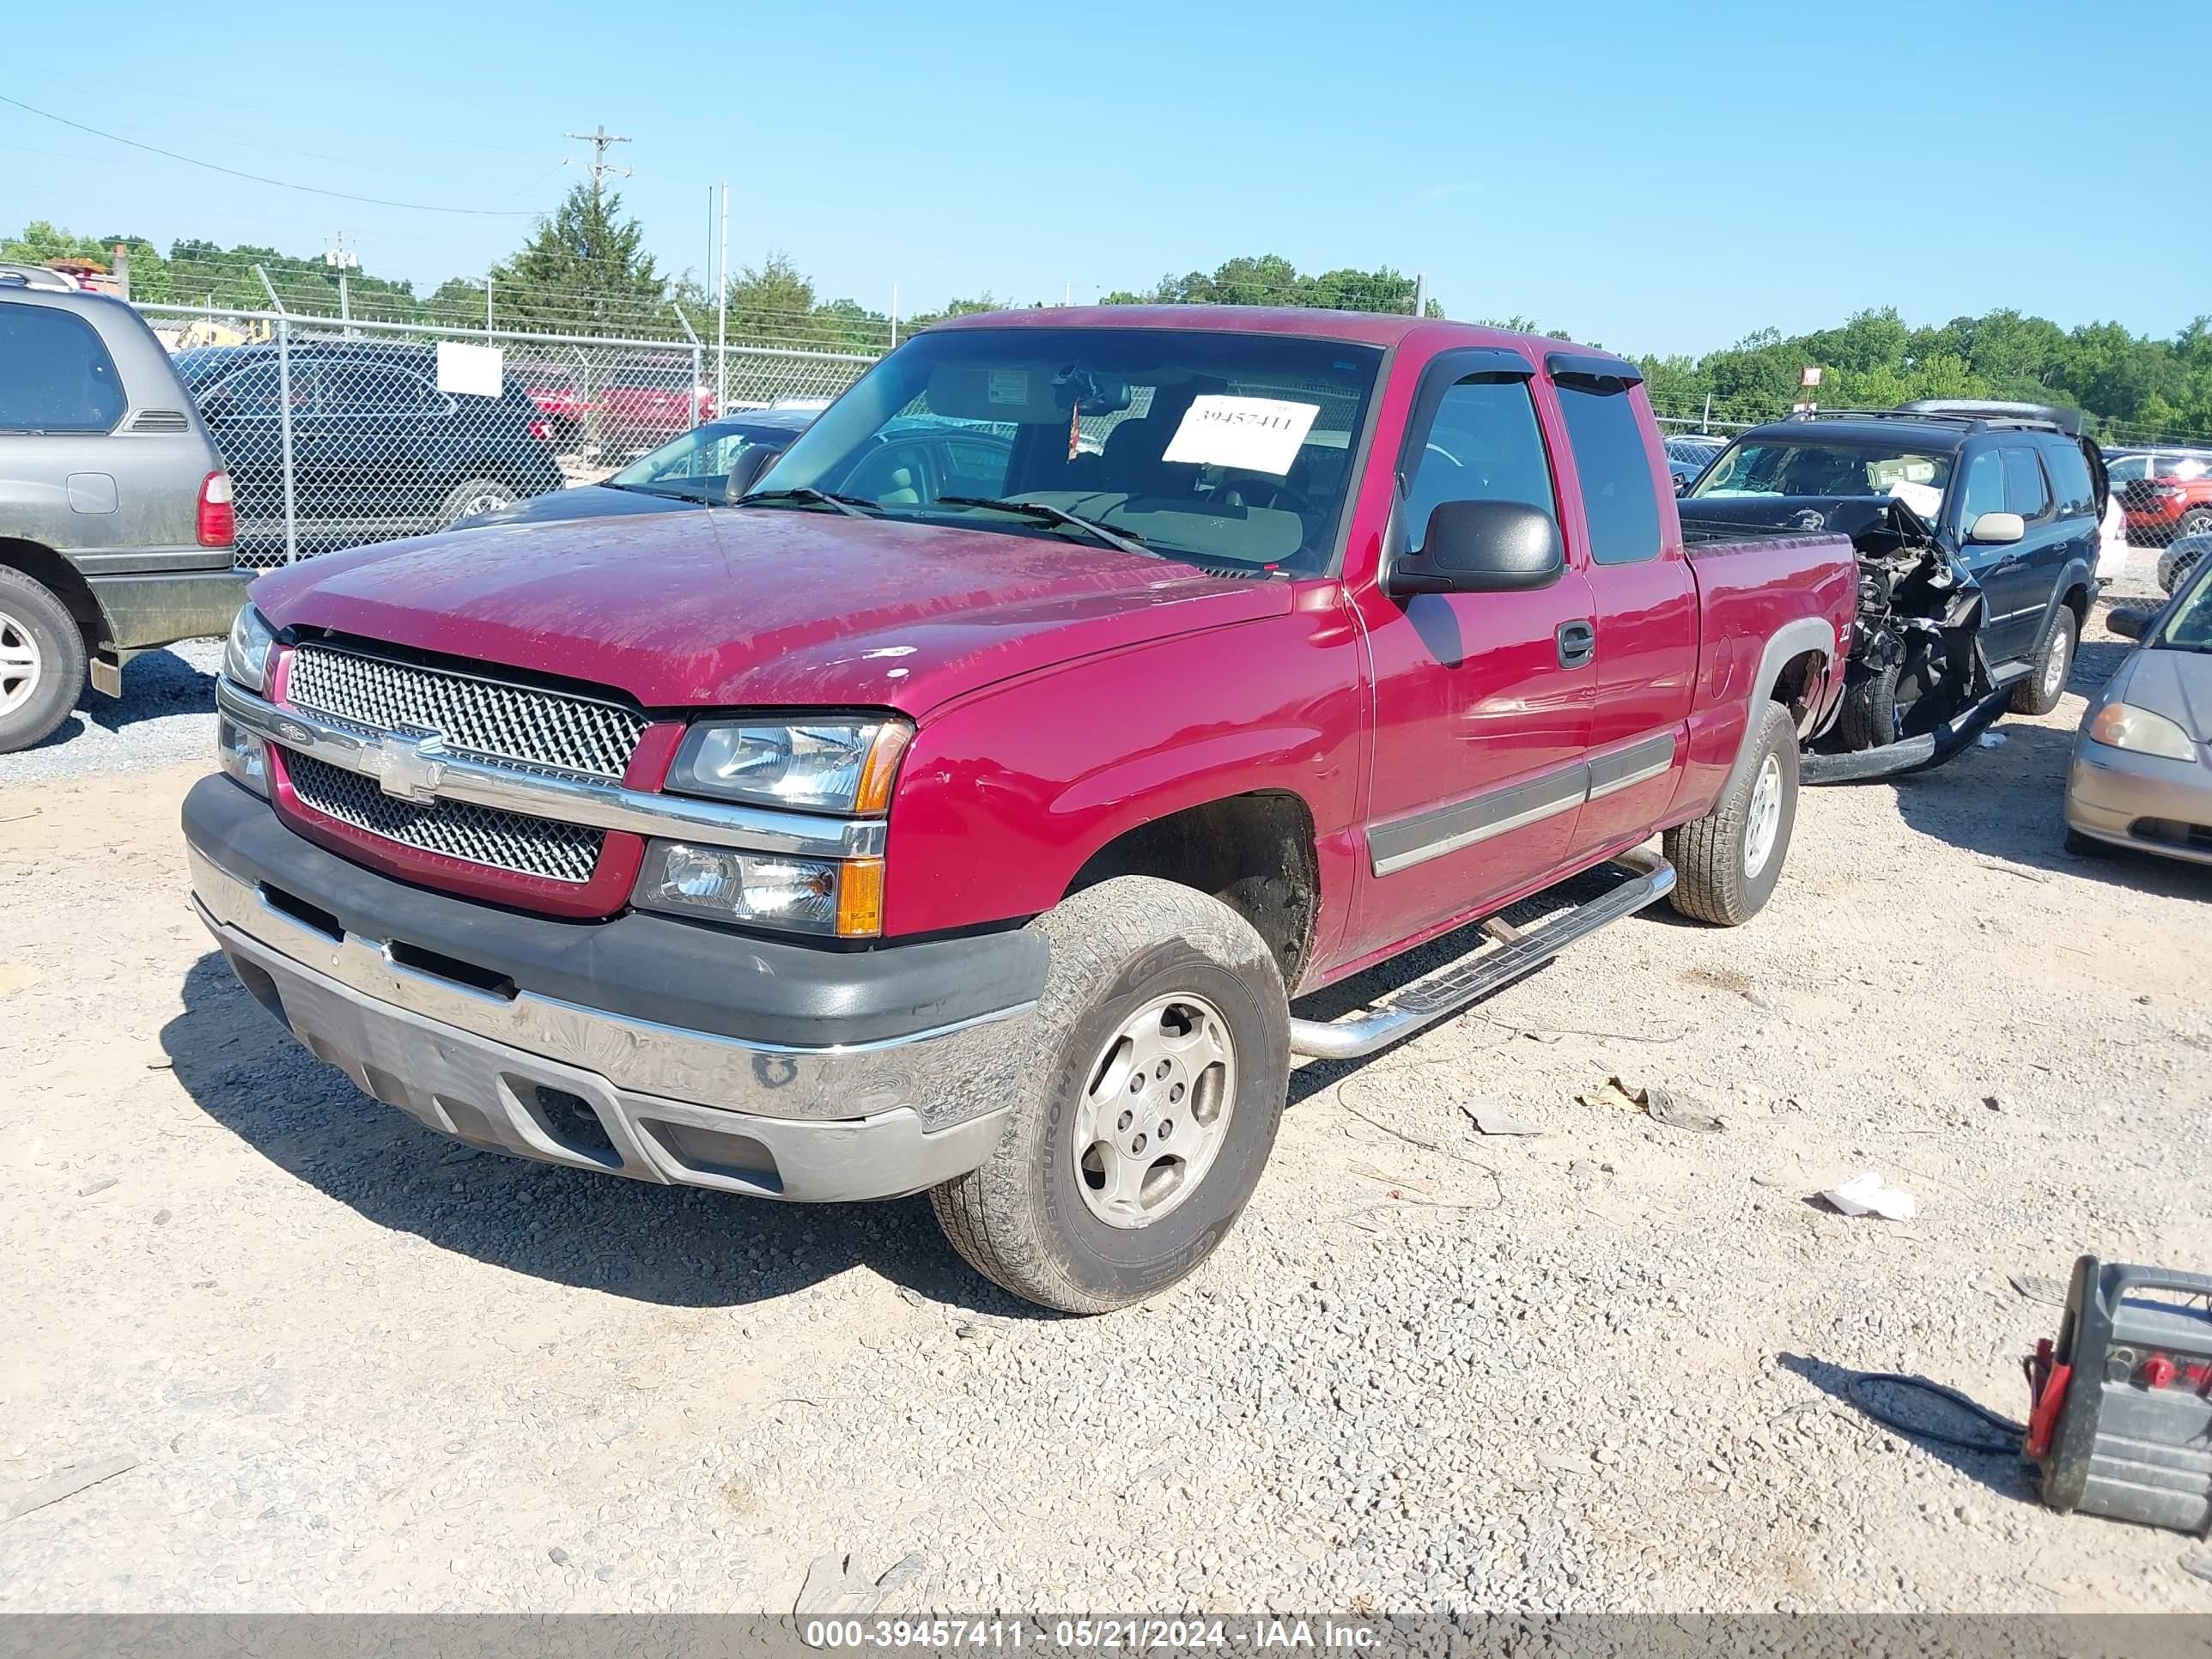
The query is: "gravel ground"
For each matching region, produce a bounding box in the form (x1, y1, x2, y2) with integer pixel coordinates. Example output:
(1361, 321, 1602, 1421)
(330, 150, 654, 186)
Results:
(3, 552, 2209, 1614)
(0, 639, 223, 788)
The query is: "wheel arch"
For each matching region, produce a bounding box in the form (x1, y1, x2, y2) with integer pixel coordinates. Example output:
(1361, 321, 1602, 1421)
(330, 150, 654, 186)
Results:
(1063, 789, 1322, 992)
(0, 537, 110, 654)
(1719, 617, 1836, 802)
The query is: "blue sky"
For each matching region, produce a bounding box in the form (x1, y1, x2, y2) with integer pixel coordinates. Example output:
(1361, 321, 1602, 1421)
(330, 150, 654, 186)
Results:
(5, 0, 2204, 357)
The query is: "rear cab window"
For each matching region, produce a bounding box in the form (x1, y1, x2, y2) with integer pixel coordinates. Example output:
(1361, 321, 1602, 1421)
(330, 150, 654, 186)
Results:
(0, 303, 128, 434)
(1552, 362, 1661, 566)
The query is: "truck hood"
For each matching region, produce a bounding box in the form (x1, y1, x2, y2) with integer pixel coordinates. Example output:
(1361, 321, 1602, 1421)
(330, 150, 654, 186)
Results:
(247, 506, 1291, 714)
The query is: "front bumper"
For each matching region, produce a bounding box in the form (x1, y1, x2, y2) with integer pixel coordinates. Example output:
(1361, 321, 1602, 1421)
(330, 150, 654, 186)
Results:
(184, 779, 1042, 1201)
(2066, 738, 2212, 868)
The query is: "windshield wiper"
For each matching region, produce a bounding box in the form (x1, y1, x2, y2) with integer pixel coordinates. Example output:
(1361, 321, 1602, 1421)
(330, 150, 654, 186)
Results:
(934, 495, 1152, 556)
(734, 486, 877, 519)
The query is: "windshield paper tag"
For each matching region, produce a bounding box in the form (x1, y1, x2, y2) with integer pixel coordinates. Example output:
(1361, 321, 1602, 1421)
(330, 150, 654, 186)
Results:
(987, 368, 1030, 405)
(1162, 396, 1321, 475)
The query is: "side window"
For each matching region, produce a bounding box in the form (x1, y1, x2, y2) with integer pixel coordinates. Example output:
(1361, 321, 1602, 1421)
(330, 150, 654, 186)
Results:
(317, 362, 442, 417)
(0, 306, 127, 434)
(1402, 377, 1555, 553)
(209, 363, 295, 417)
(1957, 451, 2006, 533)
(2107, 455, 2147, 484)
(2042, 442, 2095, 520)
(1554, 380, 1662, 565)
(2001, 447, 2051, 520)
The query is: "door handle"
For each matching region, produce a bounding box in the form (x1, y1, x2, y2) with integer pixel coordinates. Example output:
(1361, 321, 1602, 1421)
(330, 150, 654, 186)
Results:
(1557, 620, 1596, 670)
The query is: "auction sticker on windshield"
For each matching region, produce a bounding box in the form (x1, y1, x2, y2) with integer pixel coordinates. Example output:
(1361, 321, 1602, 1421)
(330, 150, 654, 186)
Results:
(1163, 395, 1322, 475)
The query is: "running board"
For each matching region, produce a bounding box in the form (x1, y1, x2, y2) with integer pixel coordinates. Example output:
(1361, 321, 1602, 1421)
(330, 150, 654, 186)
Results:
(1286, 849, 1675, 1060)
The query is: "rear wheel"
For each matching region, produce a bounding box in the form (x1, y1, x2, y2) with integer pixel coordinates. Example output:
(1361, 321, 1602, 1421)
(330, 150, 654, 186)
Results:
(929, 876, 1290, 1314)
(0, 569, 87, 754)
(2179, 508, 2212, 541)
(2011, 605, 2076, 716)
(1667, 701, 1799, 927)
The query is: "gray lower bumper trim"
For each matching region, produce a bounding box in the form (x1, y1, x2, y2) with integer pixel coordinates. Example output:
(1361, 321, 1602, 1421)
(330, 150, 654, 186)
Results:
(204, 914, 1010, 1202)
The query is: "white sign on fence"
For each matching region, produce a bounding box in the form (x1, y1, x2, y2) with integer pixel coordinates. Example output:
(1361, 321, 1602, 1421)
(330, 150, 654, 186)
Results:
(435, 341, 505, 398)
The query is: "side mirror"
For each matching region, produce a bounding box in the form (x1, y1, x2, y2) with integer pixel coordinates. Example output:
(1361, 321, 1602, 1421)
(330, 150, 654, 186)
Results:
(1968, 510, 2026, 545)
(2106, 606, 2149, 641)
(1384, 499, 1564, 599)
(722, 444, 783, 503)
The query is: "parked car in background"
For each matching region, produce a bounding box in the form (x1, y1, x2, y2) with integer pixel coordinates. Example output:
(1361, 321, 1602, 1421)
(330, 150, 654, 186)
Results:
(512, 360, 591, 451)
(1663, 433, 1726, 492)
(173, 342, 566, 556)
(2157, 531, 2211, 596)
(1683, 401, 2106, 755)
(0, 279, 245, 750)
(2118, 459, 2212, 547)
(597, 356, 715, 455)
(2066, 551, 2212, 865)
(454, 406, 819, 528)
(185, 307, 1858, 1311)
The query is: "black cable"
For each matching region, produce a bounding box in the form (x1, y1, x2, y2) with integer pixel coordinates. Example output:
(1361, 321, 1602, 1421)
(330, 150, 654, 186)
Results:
(1844, 1371, 2028, 1455)
(0, 92, 538, 216)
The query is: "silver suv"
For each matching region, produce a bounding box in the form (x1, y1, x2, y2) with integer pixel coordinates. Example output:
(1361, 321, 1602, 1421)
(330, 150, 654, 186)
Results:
(0, 278, 246, 750)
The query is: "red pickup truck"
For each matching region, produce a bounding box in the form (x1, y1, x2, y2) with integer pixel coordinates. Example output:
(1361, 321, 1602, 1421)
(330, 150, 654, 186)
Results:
(185, 308, 1856, 1312)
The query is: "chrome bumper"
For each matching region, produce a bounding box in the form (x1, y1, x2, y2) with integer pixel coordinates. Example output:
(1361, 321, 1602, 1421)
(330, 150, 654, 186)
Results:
(189, 848, 1024, 1200)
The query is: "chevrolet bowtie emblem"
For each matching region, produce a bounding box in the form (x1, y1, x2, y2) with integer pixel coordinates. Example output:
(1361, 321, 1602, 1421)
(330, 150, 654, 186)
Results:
(368, 732, 450, 805)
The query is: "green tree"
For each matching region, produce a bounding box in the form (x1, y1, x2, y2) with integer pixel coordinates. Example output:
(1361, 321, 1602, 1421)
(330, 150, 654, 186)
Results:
(489, 183, 666, 334)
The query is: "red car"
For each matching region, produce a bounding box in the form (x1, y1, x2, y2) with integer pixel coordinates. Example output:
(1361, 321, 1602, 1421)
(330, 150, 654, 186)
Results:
(2120, 469, 2212, 546)
(186, 307, 1856, 1311)
(596, 355, 714, 453)
(511, 361, 592, 451)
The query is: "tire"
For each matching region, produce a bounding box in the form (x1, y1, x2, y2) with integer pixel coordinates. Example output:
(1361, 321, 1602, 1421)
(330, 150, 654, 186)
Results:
(1835, 660, 1900, 751)
(2179, 508, 2212, 541)
(0, 568, 88, 755)
(2063, 828, 2110, 859)
(1666, 700, 1799, 927)
(2010, 604, 2076, 716)
(929, 876, 1291, 1314)
(435, 477, 520, 529)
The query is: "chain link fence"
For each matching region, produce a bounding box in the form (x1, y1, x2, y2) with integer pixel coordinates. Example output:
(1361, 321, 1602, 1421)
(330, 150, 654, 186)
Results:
(134, 301, 879, 568)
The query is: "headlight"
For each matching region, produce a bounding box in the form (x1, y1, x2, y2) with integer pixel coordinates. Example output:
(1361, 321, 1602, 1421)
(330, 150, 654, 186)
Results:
(223, 605, 276, 693)
(2089, 701, 2198, 762)
(633, 841, 884, 938)
(666, 718, 910, 813)
(215, 714, 269, 797)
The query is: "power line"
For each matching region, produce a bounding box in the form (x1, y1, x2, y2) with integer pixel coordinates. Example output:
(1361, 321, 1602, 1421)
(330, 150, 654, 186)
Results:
(0, 91, 540, 216)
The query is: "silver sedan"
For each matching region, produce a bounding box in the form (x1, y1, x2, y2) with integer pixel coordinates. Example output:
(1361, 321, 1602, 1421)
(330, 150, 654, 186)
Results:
(2066, 557, 2212, 866)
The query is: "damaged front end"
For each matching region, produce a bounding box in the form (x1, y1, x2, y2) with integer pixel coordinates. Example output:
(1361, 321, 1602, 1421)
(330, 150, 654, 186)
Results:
(1683, 495, 1997, 782)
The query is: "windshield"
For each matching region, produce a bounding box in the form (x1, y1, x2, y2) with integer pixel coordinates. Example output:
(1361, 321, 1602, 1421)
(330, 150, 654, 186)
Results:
(757, 325, 1383, 574)
(607, 420, 799, 502)
(2156, 562, 2212, 652)
(1689, 439, 1955, 515)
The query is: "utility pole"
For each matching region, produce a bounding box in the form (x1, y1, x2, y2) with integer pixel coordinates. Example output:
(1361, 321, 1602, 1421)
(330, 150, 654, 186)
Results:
(563, 125, 634, 201)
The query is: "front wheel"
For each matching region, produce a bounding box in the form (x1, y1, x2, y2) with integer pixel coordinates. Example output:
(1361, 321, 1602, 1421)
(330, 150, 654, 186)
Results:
(929, 876, 1291, 1314)
(2011, 605, 2077, 716)
(1666, 700, 1799, 927)
(2178, 508, 2212, 542)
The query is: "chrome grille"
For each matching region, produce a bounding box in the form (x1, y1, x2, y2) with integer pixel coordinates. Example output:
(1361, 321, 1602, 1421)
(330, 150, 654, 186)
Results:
(284, 751, 605, 884)
(287, 644, 647, 781)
